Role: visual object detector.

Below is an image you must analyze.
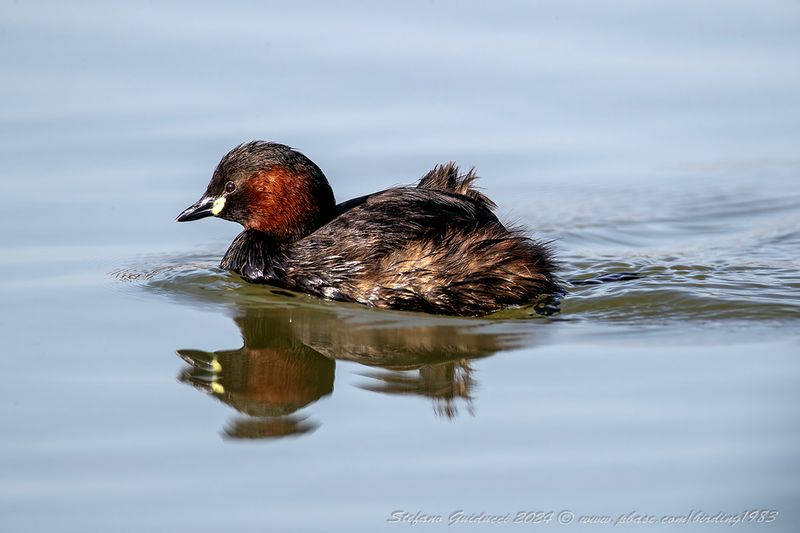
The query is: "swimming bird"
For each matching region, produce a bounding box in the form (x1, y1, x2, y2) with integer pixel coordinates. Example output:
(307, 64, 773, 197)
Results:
(177, 141, 558, 316)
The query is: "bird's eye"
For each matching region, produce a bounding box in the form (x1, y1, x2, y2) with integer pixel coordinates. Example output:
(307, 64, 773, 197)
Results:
(225, 181, 236, 193)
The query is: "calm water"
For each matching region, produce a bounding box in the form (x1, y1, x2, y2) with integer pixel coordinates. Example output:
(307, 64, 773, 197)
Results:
(2, 1, 799, 532)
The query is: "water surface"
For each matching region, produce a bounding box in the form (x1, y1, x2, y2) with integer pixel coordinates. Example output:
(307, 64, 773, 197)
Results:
(2, 1, 799, 532)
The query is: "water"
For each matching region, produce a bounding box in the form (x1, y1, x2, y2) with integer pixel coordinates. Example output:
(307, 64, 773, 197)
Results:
(2, 1, 799, 531)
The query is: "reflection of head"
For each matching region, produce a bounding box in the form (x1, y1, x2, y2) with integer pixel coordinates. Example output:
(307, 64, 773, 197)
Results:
(180, 344, 334, 416)
(178, 307, 335, 439)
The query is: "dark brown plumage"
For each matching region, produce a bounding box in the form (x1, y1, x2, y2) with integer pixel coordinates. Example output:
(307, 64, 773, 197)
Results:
(177, 141, 559, 316)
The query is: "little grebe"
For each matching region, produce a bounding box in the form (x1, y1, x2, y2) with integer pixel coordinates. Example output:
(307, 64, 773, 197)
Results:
(177, 142, 558, 316)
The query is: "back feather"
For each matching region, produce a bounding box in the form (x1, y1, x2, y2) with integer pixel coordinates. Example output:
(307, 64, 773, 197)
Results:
(417, 163, 497, 209)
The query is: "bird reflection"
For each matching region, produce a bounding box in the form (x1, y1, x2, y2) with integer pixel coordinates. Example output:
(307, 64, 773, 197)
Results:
(176, 291, 528, 440)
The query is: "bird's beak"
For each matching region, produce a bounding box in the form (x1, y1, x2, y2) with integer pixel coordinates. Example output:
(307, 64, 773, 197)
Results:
(176, 196, 226, 222)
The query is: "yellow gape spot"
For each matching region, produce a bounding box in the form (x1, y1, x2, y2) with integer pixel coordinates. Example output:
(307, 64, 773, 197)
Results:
(211, 197, 226, 215)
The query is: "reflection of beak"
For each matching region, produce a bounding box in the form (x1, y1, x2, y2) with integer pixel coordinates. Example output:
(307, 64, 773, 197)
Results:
(176, 196, 225, 222)
(177, 349, 223, 372)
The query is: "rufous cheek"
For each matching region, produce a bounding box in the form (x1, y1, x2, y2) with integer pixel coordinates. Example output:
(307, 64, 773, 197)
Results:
(243, 168, 313, 240)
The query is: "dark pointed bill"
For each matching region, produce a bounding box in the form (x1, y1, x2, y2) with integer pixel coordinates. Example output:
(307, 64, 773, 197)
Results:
(176, 196, 222, 222)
